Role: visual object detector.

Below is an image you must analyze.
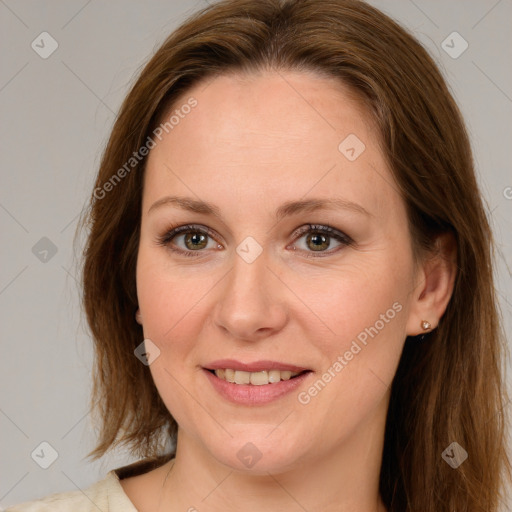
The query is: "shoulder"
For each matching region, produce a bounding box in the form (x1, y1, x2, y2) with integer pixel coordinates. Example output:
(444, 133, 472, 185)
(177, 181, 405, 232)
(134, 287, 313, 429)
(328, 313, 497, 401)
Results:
(5, 455, 174, 512)
(5, 471, 136, 512)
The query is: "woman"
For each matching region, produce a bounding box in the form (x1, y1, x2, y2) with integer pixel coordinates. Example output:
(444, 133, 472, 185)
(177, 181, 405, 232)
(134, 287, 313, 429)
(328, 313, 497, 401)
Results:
(9, 0, 510, 510)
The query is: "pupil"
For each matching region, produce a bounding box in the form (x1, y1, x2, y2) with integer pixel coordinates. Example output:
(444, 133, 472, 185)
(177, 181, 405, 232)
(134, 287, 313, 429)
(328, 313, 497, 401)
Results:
(309, 233, 328, 251)
(187, 233, 206, 249)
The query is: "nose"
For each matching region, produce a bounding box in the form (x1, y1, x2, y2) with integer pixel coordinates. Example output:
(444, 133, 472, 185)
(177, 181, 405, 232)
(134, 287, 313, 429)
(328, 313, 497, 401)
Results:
(212, 248, 288, 342)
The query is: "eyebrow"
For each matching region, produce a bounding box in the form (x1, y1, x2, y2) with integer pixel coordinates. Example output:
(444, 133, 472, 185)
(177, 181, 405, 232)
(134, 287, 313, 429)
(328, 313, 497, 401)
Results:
(147, 195, 373, 221)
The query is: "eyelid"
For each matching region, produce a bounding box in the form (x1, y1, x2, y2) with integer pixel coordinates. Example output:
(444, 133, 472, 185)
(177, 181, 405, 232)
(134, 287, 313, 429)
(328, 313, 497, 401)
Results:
(154, 223, 221, 258)
(287, 224, 354, 258)
(156, 224, 219, 245)
(155, 222, 353, 258)
(290, 224, 353, 245)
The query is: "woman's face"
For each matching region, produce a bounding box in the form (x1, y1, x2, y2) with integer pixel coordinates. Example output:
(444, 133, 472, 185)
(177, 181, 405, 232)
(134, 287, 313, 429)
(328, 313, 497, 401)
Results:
(136, 70, 420, 473)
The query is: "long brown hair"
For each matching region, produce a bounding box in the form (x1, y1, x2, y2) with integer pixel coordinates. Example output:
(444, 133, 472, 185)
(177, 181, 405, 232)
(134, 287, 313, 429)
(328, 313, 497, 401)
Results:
(78, 0, 511, 509)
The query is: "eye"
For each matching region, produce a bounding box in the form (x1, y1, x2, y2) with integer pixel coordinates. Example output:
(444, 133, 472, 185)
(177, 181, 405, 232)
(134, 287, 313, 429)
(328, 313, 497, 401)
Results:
(155, 223, 353, 258)
(155, 224, 221, 258)
(289, 224, 353, 258)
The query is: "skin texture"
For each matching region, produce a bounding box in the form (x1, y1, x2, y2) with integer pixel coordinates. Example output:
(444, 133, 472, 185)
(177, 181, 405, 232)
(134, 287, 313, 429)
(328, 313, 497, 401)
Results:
(122, 70, 456, 511)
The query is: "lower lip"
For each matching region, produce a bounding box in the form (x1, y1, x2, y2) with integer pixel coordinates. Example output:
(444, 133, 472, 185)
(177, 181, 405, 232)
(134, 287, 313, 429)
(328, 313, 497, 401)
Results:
(203, 369, 312, 405)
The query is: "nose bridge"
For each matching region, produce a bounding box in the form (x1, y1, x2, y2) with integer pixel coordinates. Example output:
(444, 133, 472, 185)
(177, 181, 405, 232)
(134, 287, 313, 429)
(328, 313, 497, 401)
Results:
(226, 242, 274, 308)
(213, 241, 287, 340)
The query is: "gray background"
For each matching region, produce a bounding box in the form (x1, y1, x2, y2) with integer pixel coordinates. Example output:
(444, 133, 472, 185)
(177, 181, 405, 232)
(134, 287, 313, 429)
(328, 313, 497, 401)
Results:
(1, 0, 511, 509)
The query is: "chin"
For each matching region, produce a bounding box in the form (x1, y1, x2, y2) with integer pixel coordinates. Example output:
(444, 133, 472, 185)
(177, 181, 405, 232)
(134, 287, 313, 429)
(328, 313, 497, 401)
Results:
(203, 428, 312, 475)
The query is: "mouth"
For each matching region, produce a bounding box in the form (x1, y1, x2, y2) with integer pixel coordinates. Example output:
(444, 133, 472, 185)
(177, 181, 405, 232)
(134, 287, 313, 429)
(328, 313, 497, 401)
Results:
(202, 360, 313, 405)
(206, 368, 310, 385)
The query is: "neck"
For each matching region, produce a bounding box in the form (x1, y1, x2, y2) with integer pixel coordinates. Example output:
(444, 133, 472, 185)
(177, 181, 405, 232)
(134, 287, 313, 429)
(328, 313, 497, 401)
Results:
(157, 400, 389, 512)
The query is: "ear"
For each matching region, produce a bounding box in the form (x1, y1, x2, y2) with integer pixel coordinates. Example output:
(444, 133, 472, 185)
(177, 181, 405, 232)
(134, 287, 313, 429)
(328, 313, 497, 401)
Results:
(135, 308, 143, 325)
(405, 232, 457, 336)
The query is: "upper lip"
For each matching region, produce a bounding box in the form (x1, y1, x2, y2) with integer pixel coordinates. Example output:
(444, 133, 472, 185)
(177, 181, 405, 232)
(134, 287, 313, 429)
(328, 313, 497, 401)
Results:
(205, 359, 310, 373)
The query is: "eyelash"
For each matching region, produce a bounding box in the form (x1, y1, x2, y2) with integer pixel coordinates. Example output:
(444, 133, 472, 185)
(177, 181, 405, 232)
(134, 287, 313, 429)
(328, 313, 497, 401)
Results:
(155, 223, 354, 259)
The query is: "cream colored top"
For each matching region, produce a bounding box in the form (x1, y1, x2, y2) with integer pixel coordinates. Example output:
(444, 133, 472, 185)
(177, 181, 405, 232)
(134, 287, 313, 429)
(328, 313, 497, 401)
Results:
(6, 457, 173, 512)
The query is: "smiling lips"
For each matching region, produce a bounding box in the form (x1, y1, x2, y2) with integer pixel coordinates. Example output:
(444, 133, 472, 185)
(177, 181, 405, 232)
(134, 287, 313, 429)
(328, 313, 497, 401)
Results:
(213, 368, 302, 385)
(205, 359, 309, 384)
(203, 359, 312, 404)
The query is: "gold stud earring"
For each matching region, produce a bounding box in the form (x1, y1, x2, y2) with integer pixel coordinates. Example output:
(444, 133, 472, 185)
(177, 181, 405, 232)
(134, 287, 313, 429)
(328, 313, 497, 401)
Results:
(421, 320, 431, 330)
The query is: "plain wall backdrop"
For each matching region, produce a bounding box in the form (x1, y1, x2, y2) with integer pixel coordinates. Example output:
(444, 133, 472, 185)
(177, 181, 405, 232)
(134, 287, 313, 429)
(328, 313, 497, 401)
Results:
(1, 0, 511, 509)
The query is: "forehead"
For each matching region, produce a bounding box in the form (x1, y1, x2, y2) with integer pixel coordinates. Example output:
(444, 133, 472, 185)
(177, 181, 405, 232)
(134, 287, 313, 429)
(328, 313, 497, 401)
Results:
(143, 70, 399, 219)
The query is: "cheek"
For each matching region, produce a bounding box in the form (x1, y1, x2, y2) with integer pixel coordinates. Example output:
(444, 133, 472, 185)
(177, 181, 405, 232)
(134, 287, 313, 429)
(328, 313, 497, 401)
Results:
(136, 247, 206, 341)
(137, 236, 413, 366)
(297, 254, 411, 359)
(136, 254, 207, 428)
(294, 257, 411, 430)
(295, 267, 410, 427)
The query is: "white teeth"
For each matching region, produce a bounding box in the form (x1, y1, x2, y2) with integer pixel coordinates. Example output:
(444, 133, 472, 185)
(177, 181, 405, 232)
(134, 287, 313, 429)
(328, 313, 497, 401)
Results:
(250, 371, 269, 386)
(213, 368, 301, 384)
(234, 370, 250, 385)
(268, 370, 281, 383)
